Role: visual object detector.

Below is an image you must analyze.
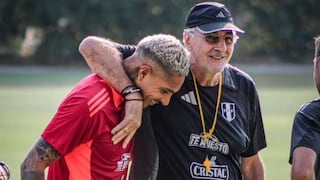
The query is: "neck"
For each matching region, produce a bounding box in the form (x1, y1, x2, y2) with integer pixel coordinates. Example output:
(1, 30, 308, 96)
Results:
(122, 56, 138, 82)
(191, 67, 221, 87)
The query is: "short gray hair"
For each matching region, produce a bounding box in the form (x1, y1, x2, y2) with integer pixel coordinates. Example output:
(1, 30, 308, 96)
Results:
(136, 34, 189, 77)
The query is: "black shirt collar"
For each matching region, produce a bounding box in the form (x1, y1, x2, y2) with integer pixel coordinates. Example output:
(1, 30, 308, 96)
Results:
(186, 64, 237, 90)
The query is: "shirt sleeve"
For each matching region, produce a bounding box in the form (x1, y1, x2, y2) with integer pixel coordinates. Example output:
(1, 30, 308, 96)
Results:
(116, 44, 136, 59)
(241, 85, 267, 157)
(41, 94, 93, 156)
(289, 100, 320, 163)
(131, 108, 159, 180)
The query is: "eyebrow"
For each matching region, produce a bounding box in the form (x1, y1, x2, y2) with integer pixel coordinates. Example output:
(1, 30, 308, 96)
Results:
(164, 87, 176, 94)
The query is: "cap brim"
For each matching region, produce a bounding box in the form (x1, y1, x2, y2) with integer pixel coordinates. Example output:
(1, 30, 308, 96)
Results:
(197, 22, 245, 34)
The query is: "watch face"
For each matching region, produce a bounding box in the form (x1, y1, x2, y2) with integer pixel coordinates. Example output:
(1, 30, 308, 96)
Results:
(0, 161, 10, 180)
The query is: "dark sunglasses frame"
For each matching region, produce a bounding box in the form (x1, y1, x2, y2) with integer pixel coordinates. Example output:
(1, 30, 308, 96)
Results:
(190, 31, 238, 45)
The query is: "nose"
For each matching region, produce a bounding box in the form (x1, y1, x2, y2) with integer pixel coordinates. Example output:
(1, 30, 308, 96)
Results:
(214, 38, 227, 52)
(160, 95, 172, 106)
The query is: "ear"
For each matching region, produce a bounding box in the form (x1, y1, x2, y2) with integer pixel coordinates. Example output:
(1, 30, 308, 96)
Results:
(137, 64, 152, 81)
(233, 37, 239, 44)
(314, 57, 320, 69)
(183, 31, 192, 51)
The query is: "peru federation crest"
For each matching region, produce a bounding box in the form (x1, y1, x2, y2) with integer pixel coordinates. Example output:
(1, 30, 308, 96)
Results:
(221, 102, 235, 122)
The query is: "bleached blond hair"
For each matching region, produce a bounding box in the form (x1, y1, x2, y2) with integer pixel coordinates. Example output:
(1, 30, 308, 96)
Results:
(136, 34, 189, 77)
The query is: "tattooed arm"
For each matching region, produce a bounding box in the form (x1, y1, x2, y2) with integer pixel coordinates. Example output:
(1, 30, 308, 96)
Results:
(21, 137, 60, 180)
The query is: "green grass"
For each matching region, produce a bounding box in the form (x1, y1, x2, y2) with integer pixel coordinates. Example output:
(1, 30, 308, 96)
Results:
(0, 66, 317, 180)
(253, 72, 316, 180)
(0, 66, 91, 180)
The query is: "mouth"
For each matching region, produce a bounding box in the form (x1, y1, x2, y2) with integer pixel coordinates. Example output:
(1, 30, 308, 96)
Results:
(150, 99, 159, 106)
(210, 55, 226, 60)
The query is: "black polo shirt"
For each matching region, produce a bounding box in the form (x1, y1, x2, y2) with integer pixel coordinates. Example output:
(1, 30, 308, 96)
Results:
(289, 98, 320, 180)
(133, 64, 267, 180)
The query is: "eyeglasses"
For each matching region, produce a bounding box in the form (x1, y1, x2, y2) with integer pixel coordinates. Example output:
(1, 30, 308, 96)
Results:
(191, 31, 238, 45)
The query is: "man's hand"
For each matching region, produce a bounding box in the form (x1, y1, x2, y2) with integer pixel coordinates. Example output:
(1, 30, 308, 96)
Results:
(111, 99, 143, 148)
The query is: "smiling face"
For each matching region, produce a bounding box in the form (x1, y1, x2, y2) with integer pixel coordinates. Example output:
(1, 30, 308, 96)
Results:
(134, 63, 185, 108)
(184, 29, 236, 74)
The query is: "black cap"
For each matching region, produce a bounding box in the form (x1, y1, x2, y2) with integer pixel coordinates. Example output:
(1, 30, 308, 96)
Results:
(185, 2, 244, 34)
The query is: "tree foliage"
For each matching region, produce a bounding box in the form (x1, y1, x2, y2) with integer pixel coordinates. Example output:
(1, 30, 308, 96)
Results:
(0, 0, 319, 65)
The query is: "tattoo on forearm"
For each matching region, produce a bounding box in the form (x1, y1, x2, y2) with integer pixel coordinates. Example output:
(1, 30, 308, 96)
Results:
(21, 138, 60, 180)
(35, 138, 60, 165)
(22, 171, 45, 180)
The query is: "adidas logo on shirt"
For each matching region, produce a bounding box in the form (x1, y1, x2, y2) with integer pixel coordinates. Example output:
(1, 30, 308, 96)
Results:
(181, 91, 197, 105)
(216, 11, 225, 18)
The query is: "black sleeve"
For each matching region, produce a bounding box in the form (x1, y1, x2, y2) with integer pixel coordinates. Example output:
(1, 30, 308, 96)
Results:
(289, 100, 320, 164)
(115, 43, 136, 59)
(131, 108, 159, 180)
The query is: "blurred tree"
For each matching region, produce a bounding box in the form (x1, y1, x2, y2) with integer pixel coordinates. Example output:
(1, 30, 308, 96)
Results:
(234, 0, 320, 62)
(0, 0, 319, 65)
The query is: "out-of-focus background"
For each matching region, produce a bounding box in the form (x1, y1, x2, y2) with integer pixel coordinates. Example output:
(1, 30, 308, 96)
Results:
(0, 0, 319, 179)
(1, 0, 319, 64)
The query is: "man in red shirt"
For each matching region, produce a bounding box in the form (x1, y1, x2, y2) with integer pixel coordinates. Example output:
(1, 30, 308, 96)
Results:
(20, 34, 189, 180)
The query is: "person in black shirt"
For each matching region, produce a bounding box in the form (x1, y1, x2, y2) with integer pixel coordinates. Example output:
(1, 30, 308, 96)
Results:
(289, 35, 320, 180)
(80, 2, 267, 179)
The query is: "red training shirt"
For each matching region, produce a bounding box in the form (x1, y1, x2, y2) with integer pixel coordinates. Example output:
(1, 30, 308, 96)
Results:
(42, 74, 133, 180)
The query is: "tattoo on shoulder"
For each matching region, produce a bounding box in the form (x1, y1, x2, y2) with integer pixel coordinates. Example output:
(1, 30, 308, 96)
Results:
(36, 139, 60, 163)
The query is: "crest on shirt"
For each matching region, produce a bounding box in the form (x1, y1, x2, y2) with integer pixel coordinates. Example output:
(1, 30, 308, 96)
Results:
(221, 102, 235, 122)
(115, 153, 131, 172)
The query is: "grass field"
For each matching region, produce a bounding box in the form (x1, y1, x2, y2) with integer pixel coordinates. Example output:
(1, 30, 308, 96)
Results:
(0, 65, 317, 180)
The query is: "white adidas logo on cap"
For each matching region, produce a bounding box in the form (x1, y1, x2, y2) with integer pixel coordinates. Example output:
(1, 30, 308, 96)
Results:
(216, 11, 225, 18)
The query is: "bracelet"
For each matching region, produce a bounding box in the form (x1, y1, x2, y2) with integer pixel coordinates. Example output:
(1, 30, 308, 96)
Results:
(121, 85, 142, 97)
(125, 98, 144, 102)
